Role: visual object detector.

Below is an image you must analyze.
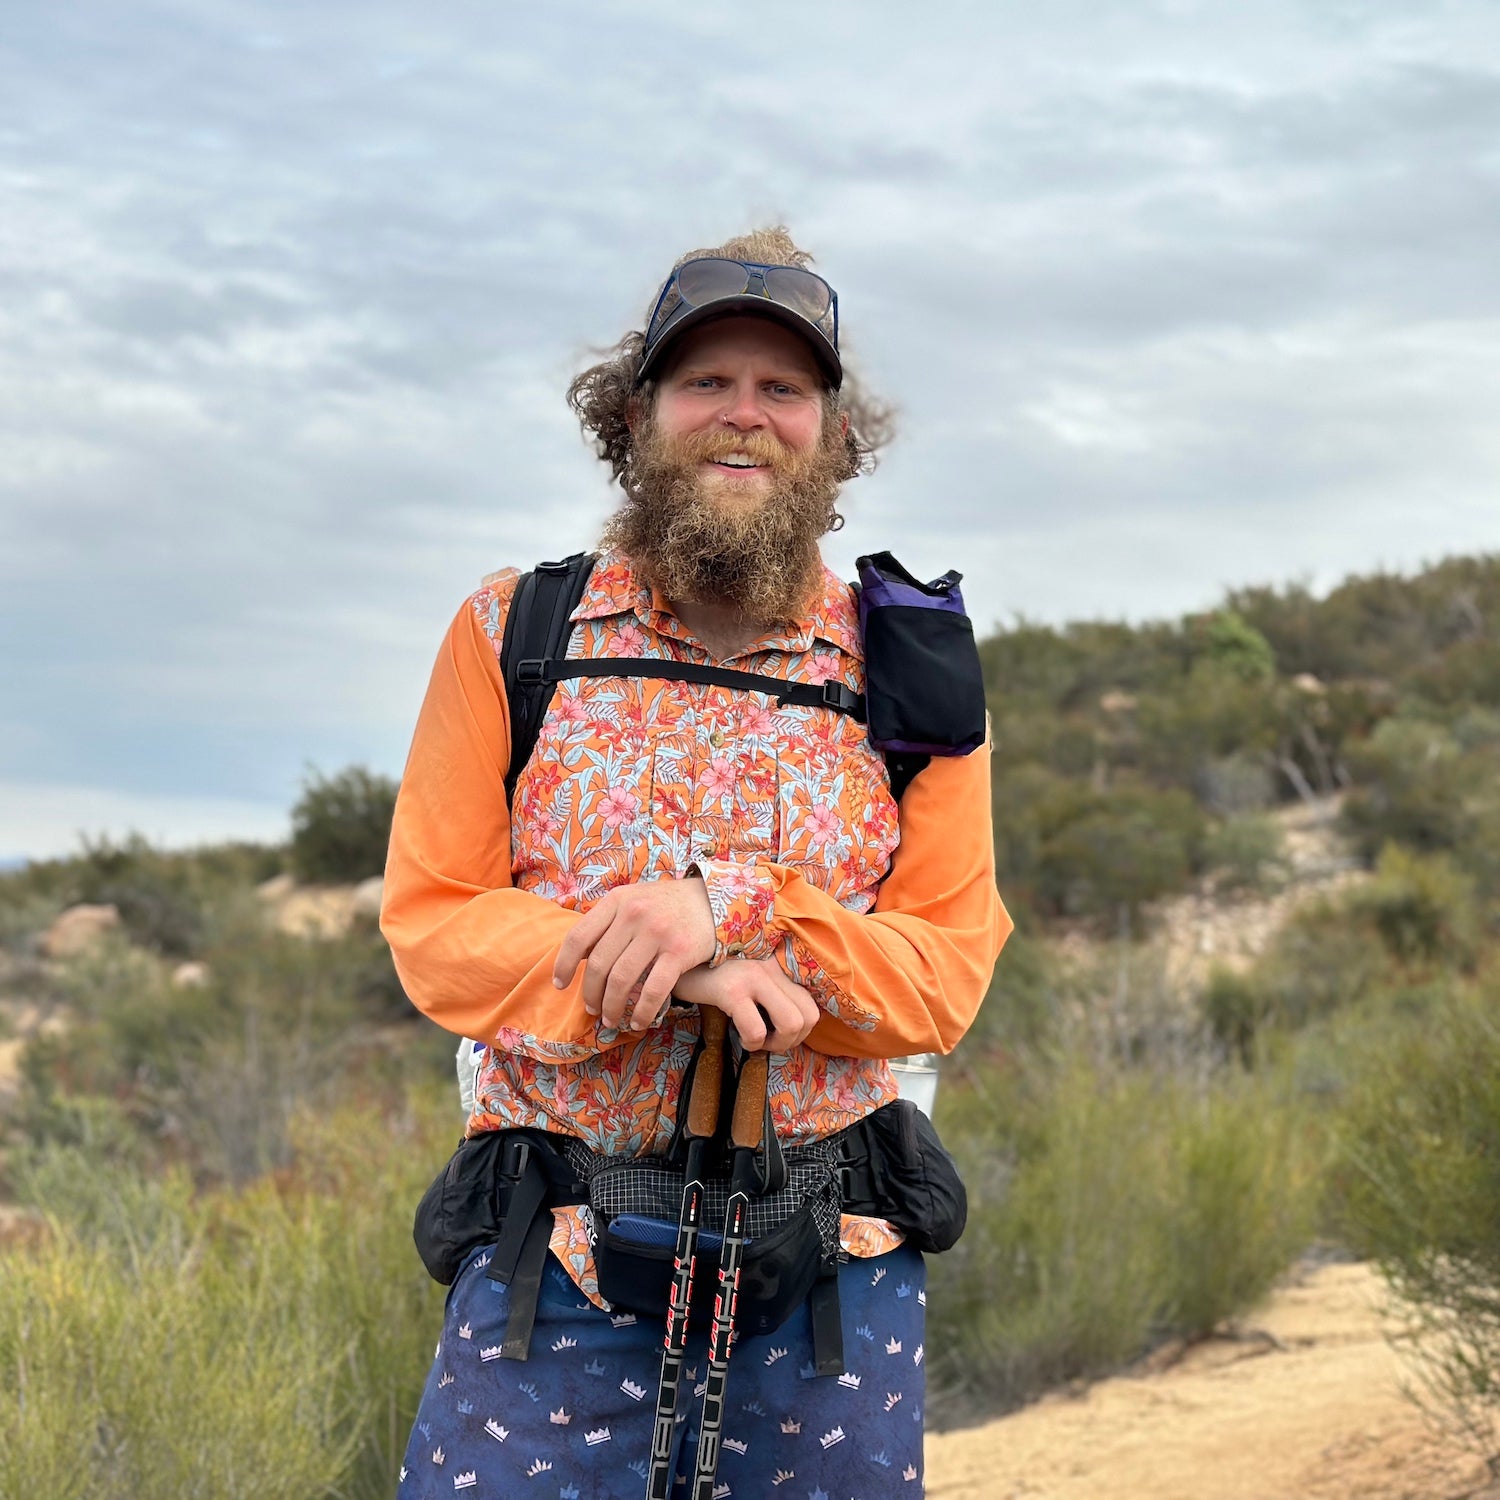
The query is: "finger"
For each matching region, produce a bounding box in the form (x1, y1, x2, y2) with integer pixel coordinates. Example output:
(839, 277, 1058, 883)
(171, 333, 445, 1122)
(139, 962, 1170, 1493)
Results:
(757, 992, 806, 1054)
(553, 896, 615, 992)
(629, 953, 686, 1033)
(599, 936, 658, 1030)
(580, 920, 633, 1018)
(726, 996, 767, 1052)
(761, 964, 819, 1051)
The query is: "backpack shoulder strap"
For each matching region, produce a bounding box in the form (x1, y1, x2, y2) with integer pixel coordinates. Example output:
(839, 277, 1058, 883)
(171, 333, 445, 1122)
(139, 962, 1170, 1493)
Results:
(499, 552, 596, 806)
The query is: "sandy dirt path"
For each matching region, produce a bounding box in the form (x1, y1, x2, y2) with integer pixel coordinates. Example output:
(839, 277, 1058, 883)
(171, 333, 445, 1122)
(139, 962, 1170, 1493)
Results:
(925, 1262, 1495, 1500)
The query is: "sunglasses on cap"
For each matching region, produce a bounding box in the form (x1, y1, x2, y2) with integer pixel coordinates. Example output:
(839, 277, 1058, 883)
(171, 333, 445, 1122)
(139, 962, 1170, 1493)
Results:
(636, 256, 842, 390)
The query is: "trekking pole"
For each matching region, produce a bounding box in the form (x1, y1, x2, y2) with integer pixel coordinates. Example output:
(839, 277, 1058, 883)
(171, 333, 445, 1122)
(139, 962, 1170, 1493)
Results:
(645, 1009, 727, 1500)
(691, 1045, 771, 1500)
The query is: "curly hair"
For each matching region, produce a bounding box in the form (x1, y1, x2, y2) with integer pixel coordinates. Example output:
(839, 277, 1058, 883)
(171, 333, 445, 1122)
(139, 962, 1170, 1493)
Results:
(566, 226, 895, 493)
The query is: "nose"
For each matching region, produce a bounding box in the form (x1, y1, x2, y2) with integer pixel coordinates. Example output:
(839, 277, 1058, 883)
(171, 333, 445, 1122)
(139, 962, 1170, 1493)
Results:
(718, 380, 766, 432)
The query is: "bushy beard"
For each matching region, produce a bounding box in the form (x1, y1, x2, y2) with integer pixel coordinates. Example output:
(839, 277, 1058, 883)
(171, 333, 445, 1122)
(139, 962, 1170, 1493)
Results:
(600, 411, 847, 623)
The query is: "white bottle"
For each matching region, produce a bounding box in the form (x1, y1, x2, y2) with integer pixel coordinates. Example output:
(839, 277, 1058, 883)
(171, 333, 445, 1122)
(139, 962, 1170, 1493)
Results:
(457, 1037, 485, 1117)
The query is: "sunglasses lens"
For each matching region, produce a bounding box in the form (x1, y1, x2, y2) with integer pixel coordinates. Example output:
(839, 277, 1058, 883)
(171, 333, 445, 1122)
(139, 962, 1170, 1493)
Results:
(764, 266, 832, 324)
(675, 258, 752, 307)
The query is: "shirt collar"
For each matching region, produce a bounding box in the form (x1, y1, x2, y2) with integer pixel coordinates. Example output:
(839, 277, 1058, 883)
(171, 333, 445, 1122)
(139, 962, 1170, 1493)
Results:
(572, 547, 863, 660)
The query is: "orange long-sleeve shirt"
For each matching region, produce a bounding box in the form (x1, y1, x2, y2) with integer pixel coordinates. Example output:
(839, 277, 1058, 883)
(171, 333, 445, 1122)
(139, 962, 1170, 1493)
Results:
(382, 549, 1010, 1158)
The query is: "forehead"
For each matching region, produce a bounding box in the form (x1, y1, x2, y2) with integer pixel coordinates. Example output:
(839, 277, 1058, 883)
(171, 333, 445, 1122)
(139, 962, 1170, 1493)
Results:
(658, 315, 823, 382)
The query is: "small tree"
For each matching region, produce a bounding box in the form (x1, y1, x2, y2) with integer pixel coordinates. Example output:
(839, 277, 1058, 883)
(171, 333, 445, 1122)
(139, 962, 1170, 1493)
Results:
(289, 766, 398, 884)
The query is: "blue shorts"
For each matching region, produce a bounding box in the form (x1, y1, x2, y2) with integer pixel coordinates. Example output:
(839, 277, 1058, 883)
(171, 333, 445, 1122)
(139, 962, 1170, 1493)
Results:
(399, 1242, 927, 1498)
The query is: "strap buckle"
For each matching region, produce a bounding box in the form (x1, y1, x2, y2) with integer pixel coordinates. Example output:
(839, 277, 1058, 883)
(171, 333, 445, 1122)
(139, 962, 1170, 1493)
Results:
(820, 680, 858, 714)
(516, 659, 547, 687)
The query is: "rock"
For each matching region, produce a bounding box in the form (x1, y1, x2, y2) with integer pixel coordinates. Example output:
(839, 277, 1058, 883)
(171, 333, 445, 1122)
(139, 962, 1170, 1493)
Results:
(1292, 672, 1327, 696)
(1099, 690, 1139, 715)
(38, 903, 121, 959)
(257, 872, 296, 901)
(351, 875, 385, 921)
(172, 961, 210, 988)
(274, 888, 357, 939)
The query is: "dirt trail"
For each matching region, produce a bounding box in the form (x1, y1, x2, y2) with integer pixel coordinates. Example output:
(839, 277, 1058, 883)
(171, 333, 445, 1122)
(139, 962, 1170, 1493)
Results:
(925, 1262, 1494, 1500)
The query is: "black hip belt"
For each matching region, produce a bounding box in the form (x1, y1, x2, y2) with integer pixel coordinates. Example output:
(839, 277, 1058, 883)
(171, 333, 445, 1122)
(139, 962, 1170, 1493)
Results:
(412, 1091, 966, 1369)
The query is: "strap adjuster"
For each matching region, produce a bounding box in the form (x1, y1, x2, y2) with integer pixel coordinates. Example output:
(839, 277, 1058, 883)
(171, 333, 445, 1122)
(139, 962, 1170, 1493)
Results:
(820, 680, 858, 713)
(516, 658, 547, 686)
(500, 1137, 533, 1182)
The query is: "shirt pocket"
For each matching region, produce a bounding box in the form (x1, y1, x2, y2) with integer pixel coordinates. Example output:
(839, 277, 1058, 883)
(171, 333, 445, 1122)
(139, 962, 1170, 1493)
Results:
(657, 723, 778, 872)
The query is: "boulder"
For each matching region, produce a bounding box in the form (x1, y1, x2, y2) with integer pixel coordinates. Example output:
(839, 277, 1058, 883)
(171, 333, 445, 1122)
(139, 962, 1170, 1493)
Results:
(256, 872, 296, 901)
(172, 961, 210, 988)
(352, 875, 385, 921)
(39, 903, 121, 959)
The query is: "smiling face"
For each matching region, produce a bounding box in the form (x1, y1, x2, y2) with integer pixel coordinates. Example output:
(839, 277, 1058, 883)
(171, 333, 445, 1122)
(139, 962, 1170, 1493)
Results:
(600, 315, 850, 620)
(648, 315, 830, 500)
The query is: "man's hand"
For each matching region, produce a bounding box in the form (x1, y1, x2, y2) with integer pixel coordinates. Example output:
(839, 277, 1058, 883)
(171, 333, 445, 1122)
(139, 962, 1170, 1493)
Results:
(672, 958, 820, 1053)
(552, 876, 717, 1031)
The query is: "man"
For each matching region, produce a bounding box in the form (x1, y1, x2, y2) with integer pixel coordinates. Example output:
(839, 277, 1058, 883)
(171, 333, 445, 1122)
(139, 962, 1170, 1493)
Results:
(382, 226, 1009, 1498)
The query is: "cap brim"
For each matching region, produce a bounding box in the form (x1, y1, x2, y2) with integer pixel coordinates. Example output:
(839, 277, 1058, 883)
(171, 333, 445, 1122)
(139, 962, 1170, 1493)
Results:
(636, 297, 843, 390)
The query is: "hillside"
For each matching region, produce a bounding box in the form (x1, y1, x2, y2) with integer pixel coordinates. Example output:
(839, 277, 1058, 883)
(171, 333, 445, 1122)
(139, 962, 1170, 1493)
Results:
(3, 551, 1500, 1496)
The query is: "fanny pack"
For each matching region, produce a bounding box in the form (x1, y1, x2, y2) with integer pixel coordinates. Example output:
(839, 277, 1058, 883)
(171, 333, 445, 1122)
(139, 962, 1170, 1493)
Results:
(413, 1099, 965, 1371)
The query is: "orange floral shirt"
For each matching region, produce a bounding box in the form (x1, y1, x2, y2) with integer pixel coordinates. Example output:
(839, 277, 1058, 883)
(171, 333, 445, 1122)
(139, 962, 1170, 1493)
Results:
(382, 548, 1011, 1298)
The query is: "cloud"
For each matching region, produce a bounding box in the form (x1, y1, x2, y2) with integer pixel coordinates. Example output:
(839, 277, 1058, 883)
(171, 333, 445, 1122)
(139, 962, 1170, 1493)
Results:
(4, 0, 1500, 855)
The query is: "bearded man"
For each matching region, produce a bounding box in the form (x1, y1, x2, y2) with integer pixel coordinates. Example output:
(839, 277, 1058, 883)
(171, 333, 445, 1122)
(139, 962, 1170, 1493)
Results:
(382, 227, 1009, 1499)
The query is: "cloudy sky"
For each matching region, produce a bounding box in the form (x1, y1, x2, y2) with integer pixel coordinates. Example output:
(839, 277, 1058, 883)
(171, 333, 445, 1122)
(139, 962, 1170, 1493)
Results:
(4, 1, 1498, 861)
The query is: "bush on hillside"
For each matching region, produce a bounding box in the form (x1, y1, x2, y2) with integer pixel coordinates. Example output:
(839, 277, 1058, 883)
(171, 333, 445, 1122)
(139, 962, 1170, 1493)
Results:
(1134, 665, 1285, 790)
(992, 769, 1205, 923)
(1200, 610, 1276, 682)
(1341, 717, 1478, 859)
(0, 1094, 451, 1500)
(1204, 812, 1289, 895)
(0, 837, 285, 959)
(1348, 846, 1482, 969)
(289, 765, 398, 884)
(1335, 987, 1500, 1456)
(11, 908, 442, 1184)
(927, 1050, 1317, 1419)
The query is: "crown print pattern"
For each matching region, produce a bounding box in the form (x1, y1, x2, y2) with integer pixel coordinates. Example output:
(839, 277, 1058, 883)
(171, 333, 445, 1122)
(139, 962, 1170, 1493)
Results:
(397, 1244, 926, 1498)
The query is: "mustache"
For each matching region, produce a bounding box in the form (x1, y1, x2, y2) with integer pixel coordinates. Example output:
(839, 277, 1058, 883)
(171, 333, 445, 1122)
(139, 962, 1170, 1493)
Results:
(661, 429, 792, 468)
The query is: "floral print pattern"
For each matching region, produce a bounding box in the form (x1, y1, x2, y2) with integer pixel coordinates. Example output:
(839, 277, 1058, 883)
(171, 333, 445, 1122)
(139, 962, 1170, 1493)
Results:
(464, 550, 911, 1288)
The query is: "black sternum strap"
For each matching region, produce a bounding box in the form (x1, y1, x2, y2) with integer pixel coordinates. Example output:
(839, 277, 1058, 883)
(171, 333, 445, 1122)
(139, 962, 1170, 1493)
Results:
(516, 657, 866, 723)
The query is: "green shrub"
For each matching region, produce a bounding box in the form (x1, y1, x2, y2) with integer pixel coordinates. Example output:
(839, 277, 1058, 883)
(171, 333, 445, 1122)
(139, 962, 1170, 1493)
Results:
(0, 836, 286, 958)
(11, 908, 440, 1184)
(1201, 965, 1276, 1066)
(290, 765, 398, 883)
(1204, 813, 1289, 895)
(0, 1091, 451, 1500)
(1201, 610, 1276, 682)
(1349, 845, 1482, 969)
(1335, 985, 1500, 1454)
(926, 1046, 1317, 1418)
(1341, 717, 1478, 860)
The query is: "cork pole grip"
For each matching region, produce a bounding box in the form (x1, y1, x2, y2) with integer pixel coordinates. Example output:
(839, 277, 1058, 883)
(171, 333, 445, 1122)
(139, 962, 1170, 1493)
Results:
(686, 1008, 728, 1139)
(730, 1049, 770, 1151)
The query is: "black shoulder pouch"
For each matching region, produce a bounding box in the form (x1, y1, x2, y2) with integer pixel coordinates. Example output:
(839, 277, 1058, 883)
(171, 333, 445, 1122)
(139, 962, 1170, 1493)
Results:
(857, 551, 986, 758)
(838, 1099, 968, 1254)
